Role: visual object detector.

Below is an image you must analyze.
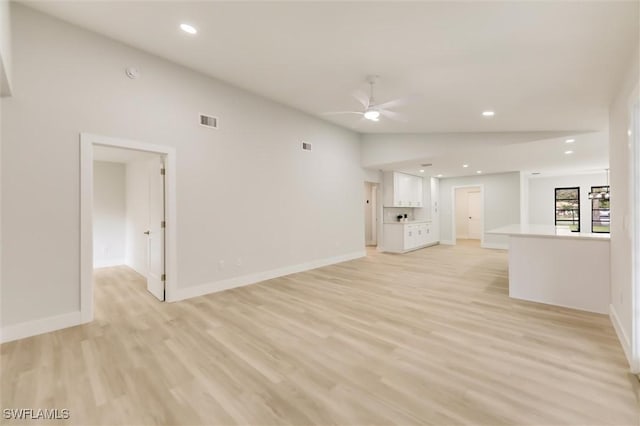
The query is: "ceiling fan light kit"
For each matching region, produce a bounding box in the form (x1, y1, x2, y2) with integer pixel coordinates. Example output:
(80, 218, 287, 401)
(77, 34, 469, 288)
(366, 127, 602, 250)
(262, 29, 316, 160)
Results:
(322, 75, 413, 123)
(364, 109, 380, 121)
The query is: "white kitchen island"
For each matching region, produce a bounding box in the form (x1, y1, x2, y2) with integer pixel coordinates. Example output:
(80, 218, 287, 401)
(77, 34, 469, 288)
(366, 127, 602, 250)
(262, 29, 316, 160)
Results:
(488, 224, 610, 314)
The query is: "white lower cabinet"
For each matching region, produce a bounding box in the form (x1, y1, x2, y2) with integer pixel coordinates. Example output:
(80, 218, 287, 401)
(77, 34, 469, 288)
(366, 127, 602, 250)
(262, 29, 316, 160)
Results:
(383, 222, 438, 253)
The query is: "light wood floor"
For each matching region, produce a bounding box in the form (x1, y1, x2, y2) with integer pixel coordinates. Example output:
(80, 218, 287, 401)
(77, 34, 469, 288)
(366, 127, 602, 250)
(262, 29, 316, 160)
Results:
(2, 242, 638, 425)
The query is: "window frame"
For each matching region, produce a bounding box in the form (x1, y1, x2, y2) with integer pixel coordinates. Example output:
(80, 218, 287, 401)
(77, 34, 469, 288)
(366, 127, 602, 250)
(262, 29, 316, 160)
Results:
(590, 185, 610, 234)
(555, 186, 580, 232)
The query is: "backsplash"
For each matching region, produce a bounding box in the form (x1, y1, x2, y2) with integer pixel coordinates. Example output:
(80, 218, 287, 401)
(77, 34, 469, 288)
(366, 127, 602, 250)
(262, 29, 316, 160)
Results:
(383, 207, 415, 223)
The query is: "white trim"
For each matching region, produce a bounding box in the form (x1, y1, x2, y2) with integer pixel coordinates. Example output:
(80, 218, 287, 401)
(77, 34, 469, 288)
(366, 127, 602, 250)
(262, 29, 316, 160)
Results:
(93, 258, 126, 268)
(611, 304, 633, 371)
(481, 242, 509, 250)
(439, 240, 455, 245)
(0, 311, 82, 343)
(519, 171, 529, 225)
(450, 184, 485, 246)
(172, 251, 366, 302)
(629, 84, 640, 373)
(80, 133, 177, 322)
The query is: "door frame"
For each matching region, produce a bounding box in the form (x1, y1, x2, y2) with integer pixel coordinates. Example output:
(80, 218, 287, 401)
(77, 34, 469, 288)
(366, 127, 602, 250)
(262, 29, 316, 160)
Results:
(630, 85, 640, 373)
(451, 184, 485, 246)
(80, 133, 177, 323)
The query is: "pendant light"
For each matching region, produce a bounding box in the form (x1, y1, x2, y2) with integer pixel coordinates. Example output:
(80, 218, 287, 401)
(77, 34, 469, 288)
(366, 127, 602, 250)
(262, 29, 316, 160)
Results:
(588, 169, 610, 200)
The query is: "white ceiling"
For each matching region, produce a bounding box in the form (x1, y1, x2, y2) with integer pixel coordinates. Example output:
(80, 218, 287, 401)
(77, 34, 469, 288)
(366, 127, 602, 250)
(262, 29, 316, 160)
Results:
(23, 0, 639, 135)
(388, 131, 609, 179)
(21, 1, 637, 179)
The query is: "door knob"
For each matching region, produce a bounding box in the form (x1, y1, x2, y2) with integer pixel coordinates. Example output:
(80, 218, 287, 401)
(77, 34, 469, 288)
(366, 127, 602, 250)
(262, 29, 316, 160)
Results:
(144, 231, 150, 235)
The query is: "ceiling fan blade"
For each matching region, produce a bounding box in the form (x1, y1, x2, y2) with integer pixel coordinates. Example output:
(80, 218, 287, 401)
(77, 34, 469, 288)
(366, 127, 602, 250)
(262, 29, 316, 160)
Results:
(321, 111, 364, 116)
(380, 109, 408, 122)
(374, 94, 420, 111)
(352, 90, 370, 108)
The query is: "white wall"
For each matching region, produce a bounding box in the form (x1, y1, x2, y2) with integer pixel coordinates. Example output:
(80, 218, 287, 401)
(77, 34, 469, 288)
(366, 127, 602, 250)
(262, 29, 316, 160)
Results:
(0, 0, 11, 96)
(527, 172, 608, 233)
(93, 162, 126, 267)
(608, 45, 639, 369)
(363, 168, 382, 183)
(360, 132, 569, 168)
(1, 5, 364, 328)
(439, 172, 520, 248)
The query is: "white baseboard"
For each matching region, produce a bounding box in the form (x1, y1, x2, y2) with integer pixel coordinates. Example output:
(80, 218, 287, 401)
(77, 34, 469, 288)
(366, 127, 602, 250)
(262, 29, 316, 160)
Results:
(170, 250, 366, 302)
(439, 240, 455, 245)
(610, 304, 634, 370)
(481, 242, 509, 250)
(1, 311, 83, 344)
(93, 258, 126, 268)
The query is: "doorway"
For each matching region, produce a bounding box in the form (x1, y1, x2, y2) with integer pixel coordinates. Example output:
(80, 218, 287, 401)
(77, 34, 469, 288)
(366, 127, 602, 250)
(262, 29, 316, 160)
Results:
(80, 134, 176, 324)
(93, 146, 166, 302)
(364, 182, 378, 247)
(453, 185, 484, 245)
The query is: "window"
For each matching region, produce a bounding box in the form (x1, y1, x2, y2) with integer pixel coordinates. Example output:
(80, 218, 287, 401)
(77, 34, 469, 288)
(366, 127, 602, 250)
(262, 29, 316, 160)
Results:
(555, 187, 580, 232)
(591, 186, 610, 233)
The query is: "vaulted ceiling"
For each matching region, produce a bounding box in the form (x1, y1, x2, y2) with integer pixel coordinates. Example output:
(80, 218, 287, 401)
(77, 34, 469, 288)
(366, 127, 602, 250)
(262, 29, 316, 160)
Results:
(19, 1, 639, 177)
(23, 1, 639, 134)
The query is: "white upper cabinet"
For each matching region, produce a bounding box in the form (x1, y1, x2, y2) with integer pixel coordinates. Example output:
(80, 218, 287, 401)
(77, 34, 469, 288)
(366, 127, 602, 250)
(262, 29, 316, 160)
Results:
(384, 172, 423, 207)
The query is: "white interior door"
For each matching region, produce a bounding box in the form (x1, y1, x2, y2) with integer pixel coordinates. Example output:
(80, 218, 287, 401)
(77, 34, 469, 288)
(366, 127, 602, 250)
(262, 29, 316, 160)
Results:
(364, 183, 378, 246)
(146, 156, 165, 301)
(364, 183, 372, 244)
(467, 191, 481, 240)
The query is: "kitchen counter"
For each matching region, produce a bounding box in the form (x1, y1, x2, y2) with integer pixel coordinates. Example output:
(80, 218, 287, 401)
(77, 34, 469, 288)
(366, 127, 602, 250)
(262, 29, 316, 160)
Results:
(488, 224, 610, 241)
(383, 219, 431, 225)
(488, 223, 609, 314)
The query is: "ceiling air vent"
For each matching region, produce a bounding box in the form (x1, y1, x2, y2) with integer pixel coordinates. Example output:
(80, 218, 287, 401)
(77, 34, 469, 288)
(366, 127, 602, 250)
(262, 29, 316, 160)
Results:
(302, 142, 312, 151)
(199, 114, 218, 129)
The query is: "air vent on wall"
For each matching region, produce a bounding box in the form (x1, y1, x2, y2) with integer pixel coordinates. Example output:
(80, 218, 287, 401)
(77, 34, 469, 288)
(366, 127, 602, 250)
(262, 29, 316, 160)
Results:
(199, 114, 218, 129)
(302, 142, 312, 151)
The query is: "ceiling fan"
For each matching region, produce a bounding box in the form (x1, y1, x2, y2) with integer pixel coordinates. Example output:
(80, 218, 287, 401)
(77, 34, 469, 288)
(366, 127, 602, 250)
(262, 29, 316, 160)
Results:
(323, 75, 415, 122)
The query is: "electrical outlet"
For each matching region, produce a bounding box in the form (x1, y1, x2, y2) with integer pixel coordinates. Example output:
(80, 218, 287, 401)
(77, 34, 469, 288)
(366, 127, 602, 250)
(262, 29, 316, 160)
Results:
(236, 258, 242, 267)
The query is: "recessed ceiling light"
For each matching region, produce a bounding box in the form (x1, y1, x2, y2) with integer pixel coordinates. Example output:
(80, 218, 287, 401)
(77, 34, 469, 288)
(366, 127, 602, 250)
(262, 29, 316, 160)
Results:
(564, 150, 574, 155)
(463, 164, 469, 168)
(180, 23, 197, 34)
(419, 169, 425, 173)
(482, 111, 495, 117)
(437, 174, 443, 177)
(565, 139, 575, 143)
(476, 170, 482, 174)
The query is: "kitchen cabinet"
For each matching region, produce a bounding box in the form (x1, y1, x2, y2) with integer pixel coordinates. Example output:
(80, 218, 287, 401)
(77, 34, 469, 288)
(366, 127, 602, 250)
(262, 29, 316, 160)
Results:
(383, 172, 423, 207)
(383, 221, 438, 253)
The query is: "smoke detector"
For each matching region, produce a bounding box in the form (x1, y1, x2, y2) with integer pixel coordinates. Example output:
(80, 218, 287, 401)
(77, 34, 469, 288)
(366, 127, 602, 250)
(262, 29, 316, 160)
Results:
(125, 67, 140, 79)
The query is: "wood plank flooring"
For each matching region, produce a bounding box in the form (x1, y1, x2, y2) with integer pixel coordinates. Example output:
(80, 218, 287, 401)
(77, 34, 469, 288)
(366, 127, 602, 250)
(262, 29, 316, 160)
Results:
(2, 242, 638, 425)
